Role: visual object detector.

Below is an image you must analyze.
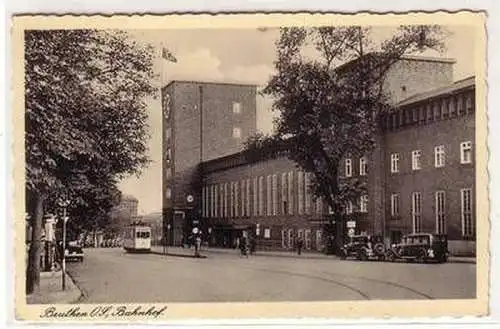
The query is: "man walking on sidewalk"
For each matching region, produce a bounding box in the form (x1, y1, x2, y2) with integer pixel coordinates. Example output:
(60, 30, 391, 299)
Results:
(297, 237, 304, 255)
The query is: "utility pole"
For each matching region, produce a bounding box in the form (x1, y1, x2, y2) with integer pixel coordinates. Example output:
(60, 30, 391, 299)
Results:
(57, 197, 70, 291)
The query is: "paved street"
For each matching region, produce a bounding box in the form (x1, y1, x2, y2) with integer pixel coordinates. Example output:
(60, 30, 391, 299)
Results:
(67, 248, 476, 303)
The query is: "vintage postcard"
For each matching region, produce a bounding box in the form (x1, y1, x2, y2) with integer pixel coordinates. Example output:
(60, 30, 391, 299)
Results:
(12, 11, 488, 322)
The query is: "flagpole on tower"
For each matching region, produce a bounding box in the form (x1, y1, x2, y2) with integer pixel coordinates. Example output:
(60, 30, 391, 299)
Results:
(159, 43, 177, 255)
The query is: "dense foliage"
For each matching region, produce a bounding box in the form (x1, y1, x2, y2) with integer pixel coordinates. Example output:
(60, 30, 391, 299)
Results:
(246, 25, 445, 216)
(24, 29, 159, 293)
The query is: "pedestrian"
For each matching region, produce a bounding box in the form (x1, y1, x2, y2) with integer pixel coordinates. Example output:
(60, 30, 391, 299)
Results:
(297, 237, 304, 255)
(194, 235, 201, 257)
(249, 237, 256, 255)
(235, 237, 240, 250)
(239, 236, 248, 258)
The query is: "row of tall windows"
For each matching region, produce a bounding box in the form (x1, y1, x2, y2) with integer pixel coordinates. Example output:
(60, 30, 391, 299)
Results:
(281, 228, 321, 250)
(203, 171, 323, 218)
(390, 188, 474, 237)
(390, 141, 473, 173)
(385, 91, 475, 131)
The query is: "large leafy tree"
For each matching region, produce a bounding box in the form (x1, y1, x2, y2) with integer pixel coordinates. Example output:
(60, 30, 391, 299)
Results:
(25, 29, 158, 293)
(245, 26, 445, 249)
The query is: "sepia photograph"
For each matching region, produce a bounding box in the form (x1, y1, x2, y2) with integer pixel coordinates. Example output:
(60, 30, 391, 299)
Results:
(12, 12, 488, 321)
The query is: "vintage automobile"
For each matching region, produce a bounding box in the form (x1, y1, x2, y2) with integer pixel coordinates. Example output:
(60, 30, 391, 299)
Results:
(340, 235, 386, 261)
(59, 241, 84, 262)
(385, 233, 449, 263)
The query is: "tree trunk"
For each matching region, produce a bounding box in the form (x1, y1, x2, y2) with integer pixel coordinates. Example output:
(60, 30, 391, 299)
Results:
(26, 192, 44, 295)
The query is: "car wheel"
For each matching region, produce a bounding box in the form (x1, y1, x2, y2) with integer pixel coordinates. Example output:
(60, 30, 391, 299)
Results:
(387, 252, 395, 262)
(417, 249, 427, 263)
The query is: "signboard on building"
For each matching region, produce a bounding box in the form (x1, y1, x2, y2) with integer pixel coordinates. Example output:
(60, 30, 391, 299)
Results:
(346, 221, 356, 228)
(348, 228, 355, 237)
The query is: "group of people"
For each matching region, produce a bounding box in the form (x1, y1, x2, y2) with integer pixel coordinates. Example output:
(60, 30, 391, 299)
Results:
(235, 235, 306, 257)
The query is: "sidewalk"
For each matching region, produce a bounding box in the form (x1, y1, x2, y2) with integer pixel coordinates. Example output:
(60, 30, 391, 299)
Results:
(26, 270, 82, 304)
(150, 245, 475, 263)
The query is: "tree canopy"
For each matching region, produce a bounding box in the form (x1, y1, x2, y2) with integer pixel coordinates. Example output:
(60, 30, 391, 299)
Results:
(24, 29, 160, 292)
(245, 25, 446, 214)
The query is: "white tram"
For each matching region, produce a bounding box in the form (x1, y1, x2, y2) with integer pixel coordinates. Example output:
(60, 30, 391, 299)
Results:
(123, 223, 152, 253)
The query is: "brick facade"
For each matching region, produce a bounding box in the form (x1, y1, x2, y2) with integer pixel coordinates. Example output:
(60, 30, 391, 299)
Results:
(162, 81, 257, 245)
(161, 58, 477, 256)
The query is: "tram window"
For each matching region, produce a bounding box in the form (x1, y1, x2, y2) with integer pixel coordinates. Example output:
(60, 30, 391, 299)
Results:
(136, 231, 151, 238)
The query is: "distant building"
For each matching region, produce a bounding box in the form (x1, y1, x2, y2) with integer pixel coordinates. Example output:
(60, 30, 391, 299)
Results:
(111, 194, 139, 226)
(162, 57, 476, 256)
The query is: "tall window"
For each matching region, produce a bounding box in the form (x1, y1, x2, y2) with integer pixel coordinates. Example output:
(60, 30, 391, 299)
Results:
(253, 178, 258, 216)
(219, 184, 224, 218)
(435, 191, 446, 234)
(412, 150, 421, 170)
(166, 148, 172, 164)
(287, 229, 294, 249)
(202, 186, 207, 217)
(461, 188, 474, 238)
(345, 201, 353, 215)
(460, 141, 472, 164)
(281, 173, 288, 214)
(224, 183, 228, 218)
(412, 192, 422, 233)
(391, 153, 400, 173)
(359, 195, 368, 213)
(234, 181, 239, 217)
(272, 174, 278, 215)
(266, 175, 272, 216)
(359, 157, 367, 176)
(297, 171, 304, 215)
(165, 127, 172, 143)
(315, 230, 322, 251)
(214, 185, 218, 217)
(281, 229, 287, 249)
(230, 182, 234, 217)
(305, 229, 312, 250)
(434, 145, 445, 168)
(211, 185, 215, 218)
(345, 159, 352, 177)
(287, 171, 294, 215)
(258, 176, 264, 216)
(390, 193, 400, 217)
(232, 102, 241, 114)
(241, 180, 246, 216)
(246, 178, 251, 217)
(304, 173, 312, 214)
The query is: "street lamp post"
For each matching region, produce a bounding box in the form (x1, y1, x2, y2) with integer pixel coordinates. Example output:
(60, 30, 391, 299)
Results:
(58, 198, 70, 291)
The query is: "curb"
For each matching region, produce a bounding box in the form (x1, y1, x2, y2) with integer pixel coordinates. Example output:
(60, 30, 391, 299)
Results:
(150, 251, 208, 259)
(65, 270, 86, 304)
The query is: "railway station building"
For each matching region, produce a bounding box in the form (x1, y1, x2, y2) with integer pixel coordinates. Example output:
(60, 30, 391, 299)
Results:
(162, 55, 476, 256)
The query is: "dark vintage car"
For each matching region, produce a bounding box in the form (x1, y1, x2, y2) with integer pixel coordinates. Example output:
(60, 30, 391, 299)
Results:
(59, 241, 84, 262)
(385, 233, 449, 263)
(340, 235, 386, 261)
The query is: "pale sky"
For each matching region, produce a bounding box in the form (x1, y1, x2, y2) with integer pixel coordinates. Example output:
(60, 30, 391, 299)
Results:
(118, 26, 476, 215)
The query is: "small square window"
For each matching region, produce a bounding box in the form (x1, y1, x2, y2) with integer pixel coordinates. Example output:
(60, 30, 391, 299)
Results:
(233, 127, 241, 139)
(233, 102, 242, 114)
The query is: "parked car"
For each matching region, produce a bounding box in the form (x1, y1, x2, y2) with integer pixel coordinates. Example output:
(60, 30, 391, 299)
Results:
(340, 235, 386, 261)
(385, 233, 449, 263)
(59, 241, 84, 262)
